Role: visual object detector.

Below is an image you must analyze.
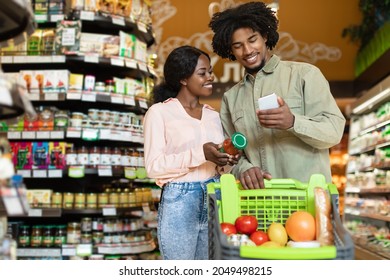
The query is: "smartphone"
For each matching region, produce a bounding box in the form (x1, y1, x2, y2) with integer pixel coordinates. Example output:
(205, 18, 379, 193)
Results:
(257, 93, 279, 110)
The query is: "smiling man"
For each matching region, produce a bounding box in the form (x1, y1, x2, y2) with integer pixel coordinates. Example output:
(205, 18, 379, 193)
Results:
(209, 1, 346, 189)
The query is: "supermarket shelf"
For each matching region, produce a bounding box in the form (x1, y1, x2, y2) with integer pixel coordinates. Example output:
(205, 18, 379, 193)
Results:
(17, 248, 62, 257)
(349, 141, 390, 157)
(2, 206, 147, 217)
(353, 119, 390, 140)
(97, 239, 156, 255)
(345, 211, 390, 222)
(354, 244, 388, 260)
(345, 187, 390, 194)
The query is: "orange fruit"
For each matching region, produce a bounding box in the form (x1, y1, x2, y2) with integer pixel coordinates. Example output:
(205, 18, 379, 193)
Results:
(285, 211, 316, 242)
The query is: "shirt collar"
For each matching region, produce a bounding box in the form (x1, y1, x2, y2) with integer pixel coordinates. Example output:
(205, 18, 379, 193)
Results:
(241, 54, 280, 84)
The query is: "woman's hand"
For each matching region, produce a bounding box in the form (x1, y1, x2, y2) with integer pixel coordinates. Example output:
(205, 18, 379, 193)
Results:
(203, 142, 240, 166)
(240, 167, 272, 189)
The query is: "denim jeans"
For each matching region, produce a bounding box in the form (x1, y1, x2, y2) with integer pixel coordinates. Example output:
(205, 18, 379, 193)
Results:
(157, 175, 220, 260)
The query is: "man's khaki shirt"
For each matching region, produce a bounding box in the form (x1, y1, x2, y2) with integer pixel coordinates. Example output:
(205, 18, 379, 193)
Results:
(220, 55, 346, 183)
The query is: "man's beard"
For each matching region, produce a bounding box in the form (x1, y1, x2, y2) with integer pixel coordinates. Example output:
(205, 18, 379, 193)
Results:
(245, 58, 266, 75)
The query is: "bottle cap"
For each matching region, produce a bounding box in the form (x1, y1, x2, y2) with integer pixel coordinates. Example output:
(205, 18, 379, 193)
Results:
(231, 132, 247, 150)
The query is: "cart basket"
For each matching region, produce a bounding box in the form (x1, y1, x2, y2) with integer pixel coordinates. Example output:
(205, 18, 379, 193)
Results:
(207, 174, 354, 260)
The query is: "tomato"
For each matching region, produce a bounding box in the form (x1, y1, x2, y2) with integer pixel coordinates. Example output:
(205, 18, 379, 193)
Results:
(235, 215, 258, 235)
(285, 211, 316, 242)
(220, 222, 237, 236)
(249, 230, 269, 246)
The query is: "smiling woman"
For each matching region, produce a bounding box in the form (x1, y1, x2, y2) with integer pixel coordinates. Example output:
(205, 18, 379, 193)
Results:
(143, 45, 240, 260)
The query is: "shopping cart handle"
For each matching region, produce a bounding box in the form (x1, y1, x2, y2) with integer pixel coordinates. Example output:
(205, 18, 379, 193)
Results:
(263, 178, 307, 189)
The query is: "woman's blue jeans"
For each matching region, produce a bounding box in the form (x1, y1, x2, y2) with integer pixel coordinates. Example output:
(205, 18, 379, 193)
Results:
(157, 176, 219, 260)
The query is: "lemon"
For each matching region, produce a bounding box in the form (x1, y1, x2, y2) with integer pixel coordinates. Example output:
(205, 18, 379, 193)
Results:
(267, 223, 288, 246)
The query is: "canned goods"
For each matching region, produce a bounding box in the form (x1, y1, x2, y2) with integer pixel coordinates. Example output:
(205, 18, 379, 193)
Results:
(63, 192, 74, 208)
(95, 82, 106, 92)
(98, 193, 108, 208)
(74, 193, 85, 209)
(86, 193, 97, 209)
(81, 217, 92, 232)
(67, 222, 81, 244)
(51, 192, 62, 208)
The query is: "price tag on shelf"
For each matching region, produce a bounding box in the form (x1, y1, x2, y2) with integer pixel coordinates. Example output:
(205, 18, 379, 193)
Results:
(36, 56, 52, 63)
(66, 92, 82, 100)
(102, 207, 117, 216)
(138, 63, 148, 72)
(36, 131, 50, 139)
(98, 166, 113, 177)
(34, 14, 48, 22)
(138, 100, 148, 109)
(44, 93, 59, 101)
(125, 59, 137, 69)
(124, 96, 136, 106)
(111, 95, 124, 104)
(112, 16, 125, 26)
(80, 11, 95, 21)
(52, 55, 66, 63)
(1, 56, 13, 63)
(33, 170, 47, 178)
(21, 131, 35, 139)
(7, 131, 21, 139)
(17, 169, 31, 178)
(81, 92, 97, 102)
(122, 131, 132, 141)
(110, 57, 124, 67)
(13, 56, 27, 63)
(137, 22, 148, 33)
(48, 169, 63, 178)
(50, 131, 64, 139)
(82, 129, 99, 141)
(66, 130, 82, 138)
(84, 55, 99, 64)
(99, 129, 111, 140)
(28, 93, 40, 101)
(62, 246, 77, 256)
(28, 209, 43, 217)
(50, 14, 64, 22)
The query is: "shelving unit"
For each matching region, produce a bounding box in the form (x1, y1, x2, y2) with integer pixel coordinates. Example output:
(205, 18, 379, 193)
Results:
(1, 1, 160, 260)
(344, 74, 390, 260)
(0, 0, 37, 261)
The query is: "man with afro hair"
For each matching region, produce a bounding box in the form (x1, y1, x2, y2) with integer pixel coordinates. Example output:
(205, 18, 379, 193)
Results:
(209, 1, 346, 189)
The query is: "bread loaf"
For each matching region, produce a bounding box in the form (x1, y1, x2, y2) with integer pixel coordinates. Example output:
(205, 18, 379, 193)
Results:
(314, 187, 334, 246)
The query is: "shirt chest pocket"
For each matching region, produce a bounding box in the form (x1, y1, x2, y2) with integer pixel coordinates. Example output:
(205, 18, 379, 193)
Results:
(232, 110, 245, 130)
(284, 98, 303, 115)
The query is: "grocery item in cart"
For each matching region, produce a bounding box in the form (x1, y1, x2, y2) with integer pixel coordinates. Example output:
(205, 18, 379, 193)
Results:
(207, 173, 354, 260)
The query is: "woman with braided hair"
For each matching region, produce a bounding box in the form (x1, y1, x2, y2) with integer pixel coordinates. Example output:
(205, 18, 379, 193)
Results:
(209, 2, 345, 189)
